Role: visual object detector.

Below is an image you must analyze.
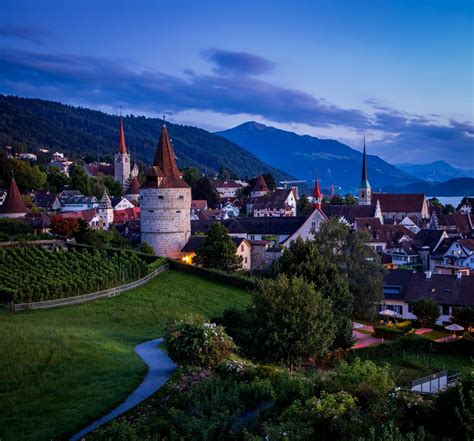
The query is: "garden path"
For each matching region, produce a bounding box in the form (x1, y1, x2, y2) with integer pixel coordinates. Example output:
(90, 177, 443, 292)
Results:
(71, 338, 176, 441)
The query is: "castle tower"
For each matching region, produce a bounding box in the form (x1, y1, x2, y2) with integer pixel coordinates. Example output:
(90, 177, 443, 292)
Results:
(114, 116, 131, 190)
(140, 118, 191, 258)
(98, 188, 114, 230)
(0, 174, 29, 219)
(312, 176, 322, 209)
(358, 137, 371, 206)
(250, 175, 269, 198)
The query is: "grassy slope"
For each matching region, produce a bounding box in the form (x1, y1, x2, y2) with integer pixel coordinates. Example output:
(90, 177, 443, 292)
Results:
(0, 270, 251, 441)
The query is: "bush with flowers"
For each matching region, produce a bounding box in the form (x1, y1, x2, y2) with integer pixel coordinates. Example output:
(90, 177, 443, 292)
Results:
(165, 315, 235, 368)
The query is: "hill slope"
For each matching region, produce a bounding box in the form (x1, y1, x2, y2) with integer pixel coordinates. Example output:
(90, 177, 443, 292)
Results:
(0, 95, 293, 181)
(396, 161, 470, 182)
(217, 122, 420, 192)
(383, 177, 474, 196)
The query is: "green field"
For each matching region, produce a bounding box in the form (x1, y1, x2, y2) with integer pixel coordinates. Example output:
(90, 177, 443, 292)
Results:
(0, 270, 251, 441)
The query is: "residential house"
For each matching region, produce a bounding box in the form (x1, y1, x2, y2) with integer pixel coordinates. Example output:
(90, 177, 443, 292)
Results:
(112, 196, 135, 210)
(371, 193, 430, 221)
(382, 269, 474, 324)
(191, 200, 208, 217)
(181, 235, 252, 270)
(457, 197, 474, 214)
(57, 209, 103, 229)
(124, 176, 141, 204)
(250, 188, 297, 217)
(321, 202, 382, 227)
(428, 212, 473, 238)
(113, 207, 141, 224)
(212, 179, 246, 198)
(59, 190, 99, 212)
(31, 191, 61, 212)
(217, 197, 241, 218)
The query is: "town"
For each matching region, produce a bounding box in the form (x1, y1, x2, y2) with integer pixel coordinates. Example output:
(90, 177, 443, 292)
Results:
(0, 0, 473, 440)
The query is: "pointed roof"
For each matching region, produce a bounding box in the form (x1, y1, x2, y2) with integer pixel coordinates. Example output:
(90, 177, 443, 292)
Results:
(118, 116, 127, 154)
(0, 176, 29, 215)
(252, 175, 269, 193)
(360, 136, 370, 189)
(100, 188, 112, 209)
(312, 176, 322, 199)
(125, 176, 141, 195)
(144, 119, 189, 189)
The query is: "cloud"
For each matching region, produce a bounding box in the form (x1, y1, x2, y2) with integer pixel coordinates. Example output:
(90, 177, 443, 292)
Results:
(0, 47, 471, 167)
(0, 25, 50, 45)
(202, 48, 275, 76)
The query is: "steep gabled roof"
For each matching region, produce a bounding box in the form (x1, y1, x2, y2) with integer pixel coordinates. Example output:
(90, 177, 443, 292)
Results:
(0, 177, 29, 214)
(118, 116, 127, 154)
(125, 176, 141, 195)
(252, 189, 293, 211)
(321, 204, 376, 224)
(252, 175, 269, 193)
(372, 193, 426, 213)
(312, 176, 322, 199)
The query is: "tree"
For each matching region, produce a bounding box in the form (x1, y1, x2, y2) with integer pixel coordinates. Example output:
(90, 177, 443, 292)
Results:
(297, 194, 314, 216)
(104, 176, 123, 197)
(443, 204, 455, 214)
(251, 275, 335, 370)
(0, 157, 46, 192)
(274, 237, 353, 348)
(451, 306, 474, 329)
(193, 222, 243, 272)
(138, 242, 155, 255)
(50, 215, 80, 237)
(344, 193, 355, 205)
(192, 177, 220, 208)
(330, 194, 343, 205)
(313, 219, 385, 320)
(46, 166, 70, 192)
(69, 164, 91, 195)
(165, 315, 235, 368)
(182, 167, 201, 188)
(411, 298, 440, 327)
(218, 166, 237, 181)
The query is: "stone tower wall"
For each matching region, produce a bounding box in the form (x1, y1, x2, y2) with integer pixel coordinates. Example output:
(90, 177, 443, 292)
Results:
(114, 152, 131, 190)
(140, 187, 191, 259)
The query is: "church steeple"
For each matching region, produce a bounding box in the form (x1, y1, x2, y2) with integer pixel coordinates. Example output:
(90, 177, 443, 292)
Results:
(358, 136, 371, 206)
(118, 116, 127, 154)
(312, 175, 322, 209)
(114, 114, 131, 190)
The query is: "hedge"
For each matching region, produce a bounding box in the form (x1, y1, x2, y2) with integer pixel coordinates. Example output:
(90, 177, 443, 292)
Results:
(373, 325, 405, 340)
(168, 260, 257, 291)
(68, 242, 160, 264)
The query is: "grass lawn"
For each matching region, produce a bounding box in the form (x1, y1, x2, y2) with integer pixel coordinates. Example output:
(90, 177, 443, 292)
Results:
(0, 270, 251, 441)
(420, 331, 450, 341)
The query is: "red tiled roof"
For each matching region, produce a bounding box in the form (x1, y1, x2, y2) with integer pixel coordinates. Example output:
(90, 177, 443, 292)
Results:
(321, 204, 376, 224)
(59, 209, 98, 223)
(118, 116, 127, 154)
(0, 177, 29, 214)
(125, 176, 140, 195)
(252, 175, 269, 193)
(372, 193, 426, 213)
(113, 207, 141, 224)
(312, 177, 322, 198)
(435, 213, 473, 236)
(191, 200, 208, 210)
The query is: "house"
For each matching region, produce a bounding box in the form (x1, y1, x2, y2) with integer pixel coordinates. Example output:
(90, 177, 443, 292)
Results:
(371, 193, 430, 221)
(281, 209, 327, 246)
(192, 209, 228, 221)
(382, 269, 474, 324)
(112, 196, 135, 210)
(250, 188, 297, 217)
(212, 179, 246, 198)
(31, 191, 61, 212)
(59, 190, 99, 212)
(428, 212, 473, 238)
(439, 239, 474, 271)
(24, 212, 52, 234)
(113, 207, 141, 224)
(57, 209, 103, 229)
(399, 216, 426, 234)
(181, 235, 252, 270)
(321, 202, 383, 227)
(83, 163, 115, 178)
(124, 176, 141, 204)
(191, 200, 208, 217)
(457, 197, 474, 214)
(218, 198, 241, 218)
(250, 175, 269, 198)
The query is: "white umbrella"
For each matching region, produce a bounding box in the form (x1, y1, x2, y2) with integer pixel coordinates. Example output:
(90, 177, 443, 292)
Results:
(379, 309, 397, 317)
(445, 323, 464, 332)
(353, 322, 365, 330)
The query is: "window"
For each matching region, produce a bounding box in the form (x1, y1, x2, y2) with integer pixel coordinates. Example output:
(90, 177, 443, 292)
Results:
(250, 235, 255, 240)
(178, 195, 184, 200)
(441, 305, 450, 316)
(158, 195, 164, 200)
(311, 221, 316, 228)
(176, 210, 181, 213)
(376, 245, 383, 252)
(380, 304, 402, 315)
(244, 257, 248, 264)
(241, 245, 244, 252)
(148, 210, 154, 213)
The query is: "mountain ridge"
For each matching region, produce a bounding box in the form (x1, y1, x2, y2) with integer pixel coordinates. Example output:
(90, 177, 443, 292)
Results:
(395, 160, 474, 182)
(217, 121, 421, 192)
(0, 95, 294, 182)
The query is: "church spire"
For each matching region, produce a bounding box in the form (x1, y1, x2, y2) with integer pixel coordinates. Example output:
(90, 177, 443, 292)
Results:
(118, 116, 127, 154)
(358, 136, 371, 206)
(154, 123, 181, 178)
(312, 175, 322, 209)
(360, 135, 368, 186)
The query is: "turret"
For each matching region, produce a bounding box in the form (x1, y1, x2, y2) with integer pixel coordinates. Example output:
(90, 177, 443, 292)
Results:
(98, 188, 113, 229)
(312, 176, 322, 209)
(250, 175, 269, 198)
(114, 115, 131, 190)
(140, 117, 191, 258)
(0, 174, 29, 219)
(358, 137, 371, 206)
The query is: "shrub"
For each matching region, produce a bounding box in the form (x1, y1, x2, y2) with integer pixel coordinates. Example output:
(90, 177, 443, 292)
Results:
(451, 306, 474, 329)
(328, 358, 394, 403)
(374, 325, 405, 340)
(93, 421, 138, 441)
(138, 242, 155, 255)
(165, 315, 235, 368)
(411, 298, 440, 328)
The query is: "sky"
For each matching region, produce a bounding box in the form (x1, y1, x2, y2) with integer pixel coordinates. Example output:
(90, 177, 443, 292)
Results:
(0, 0, 473, 168)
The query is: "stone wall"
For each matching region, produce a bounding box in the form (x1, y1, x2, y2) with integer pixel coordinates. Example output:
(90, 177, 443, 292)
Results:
(140, 187, 191, 259)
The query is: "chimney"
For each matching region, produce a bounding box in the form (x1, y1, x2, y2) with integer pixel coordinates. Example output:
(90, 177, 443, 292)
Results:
(425, 270, 432, 279)
(457, 272, 462, 279)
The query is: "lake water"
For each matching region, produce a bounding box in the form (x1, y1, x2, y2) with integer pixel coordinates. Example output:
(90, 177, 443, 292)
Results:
(434, 196, 470, 207)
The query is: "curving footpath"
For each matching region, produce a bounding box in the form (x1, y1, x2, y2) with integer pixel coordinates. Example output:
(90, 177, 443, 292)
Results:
(71, 338, 176, 441)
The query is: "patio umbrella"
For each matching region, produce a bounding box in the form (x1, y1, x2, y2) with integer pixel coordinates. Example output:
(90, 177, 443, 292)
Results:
(353, 322, 365, 330)
(445, 323, 464, 332)
(379, 309, 397, 317)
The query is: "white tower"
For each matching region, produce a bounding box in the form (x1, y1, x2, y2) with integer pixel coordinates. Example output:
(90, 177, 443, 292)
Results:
(98, 188, 114, 230)
(358, 137, 372, 206)
(140, 119, 191, 259)
(114, 116, 131, 190)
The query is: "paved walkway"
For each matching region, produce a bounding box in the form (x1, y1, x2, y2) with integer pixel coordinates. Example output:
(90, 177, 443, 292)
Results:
(415, 328, 433, 335)
(71, 338, 176, 441)
(352, 324, 383, 349)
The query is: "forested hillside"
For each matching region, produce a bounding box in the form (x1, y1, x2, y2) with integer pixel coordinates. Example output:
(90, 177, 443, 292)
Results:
(0, 95, 293, 181)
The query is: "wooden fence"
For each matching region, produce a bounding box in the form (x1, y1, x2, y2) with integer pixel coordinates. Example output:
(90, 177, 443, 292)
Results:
(9, 263, 169, 313)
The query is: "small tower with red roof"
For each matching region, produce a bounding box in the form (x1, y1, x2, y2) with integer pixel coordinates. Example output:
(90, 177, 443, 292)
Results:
(312, 176, 323, 209)
(140, 117, 191, 258)
(114, 115, 131, 190)
(250, 175, 269, 198)
(0, 174, 29, 219)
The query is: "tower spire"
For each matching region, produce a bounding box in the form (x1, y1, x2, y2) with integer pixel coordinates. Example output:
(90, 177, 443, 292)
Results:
(312, 175, 322, 209)
(361, 134, 368, 184)
(358, 135, 371, 205)
(118, 115, 127, 154)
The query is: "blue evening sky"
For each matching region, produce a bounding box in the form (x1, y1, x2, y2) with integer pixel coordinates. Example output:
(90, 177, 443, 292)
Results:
(0, 0, 473, 167)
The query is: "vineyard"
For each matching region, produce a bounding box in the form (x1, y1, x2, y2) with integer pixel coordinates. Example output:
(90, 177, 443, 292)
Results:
(0, 247, 157, 303)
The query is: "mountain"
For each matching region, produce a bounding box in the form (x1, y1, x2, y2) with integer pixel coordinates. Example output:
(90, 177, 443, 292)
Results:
(0, 95, 293, 182)
(395, 160, 470, 182)
(383, 178, 474, 197)
(217, 122, 420, 192)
